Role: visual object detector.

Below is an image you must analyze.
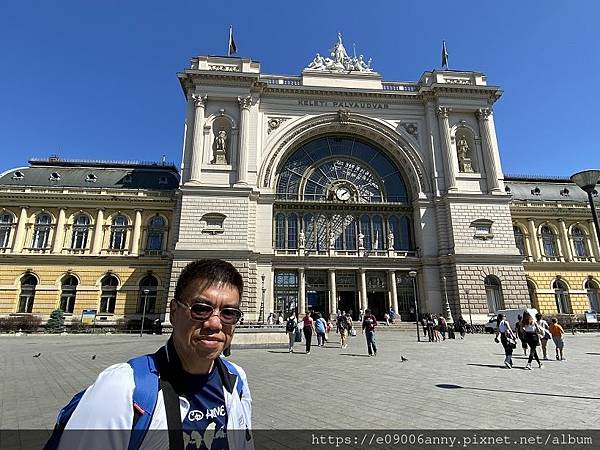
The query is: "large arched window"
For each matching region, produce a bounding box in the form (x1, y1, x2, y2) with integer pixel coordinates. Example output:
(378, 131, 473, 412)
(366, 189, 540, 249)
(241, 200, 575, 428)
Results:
(137, 276, 158, 314)
(572, 226, 587, 257)
(32, 213, 52, 249)
(527, 280, 538, 308)
(541, 225, 558, 257)
(585, 279, 600, 312)
(484, 276, 503, 313)
(553, 279, 570, 314)
(110, 215, 128, 250)
(399, 216, 411, 250)
(513, 225, 525, 256)
(60, 275, 78, 313)
(18, 274, 37, 313)
(72, 215, 91, 249)
(100, 274, 118, 314)
(0, 212, 14, 249)
(146, 215, 166, 251)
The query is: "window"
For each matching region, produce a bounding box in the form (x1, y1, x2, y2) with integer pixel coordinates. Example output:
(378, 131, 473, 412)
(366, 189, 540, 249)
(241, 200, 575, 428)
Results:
(110, 215, 128, 250)
(343, 215, 357, 250)
(287, 213, 298, 249)
(137, 276, 158, 314)
(531, 187, 541, 196)
(146, 215, 166, 251)
(85, 173, 97, 183)
(60, 275, 78, 313)
(275, 213, 285, 249)
(541, 225, 557, 257)
(32, 214, 52, 249)
(12, 171, 24, 180)
(201, 213, 225, 235)
(100, 275, 118, 314)
(572, 226, 587, 257)
(49, 172, 61, 181)
(274, 271, 298, 317)
(71, 215, 90, 249)
(360, 214, 372, 249)
(585, 279, 600, 312)
(484, 276, 503, 313)
(527, 280, 538, 308)
(0, 212, 14, 248)
(471, 219, 493, 240)
(553, 279, 570, 314)
(513, 226, 525, 256)
(18, 274, 37, 313)
(158, 176, 168, 185)
(372, 215, 384, 250)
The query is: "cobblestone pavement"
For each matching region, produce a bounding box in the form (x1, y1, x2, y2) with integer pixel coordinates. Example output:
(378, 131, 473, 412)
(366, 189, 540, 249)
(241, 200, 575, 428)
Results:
(1, 331, 599, 432)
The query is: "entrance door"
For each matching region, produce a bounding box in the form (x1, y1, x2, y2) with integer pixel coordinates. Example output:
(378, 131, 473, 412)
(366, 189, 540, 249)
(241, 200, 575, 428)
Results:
(338, 291, 358, 319)
(307, 291, 329, 317)
(367, 292, 386, 320)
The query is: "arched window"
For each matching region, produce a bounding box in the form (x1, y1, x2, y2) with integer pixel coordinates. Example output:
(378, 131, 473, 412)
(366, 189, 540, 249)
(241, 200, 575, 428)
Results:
(32, 214, 52, 249)
(72, 215, 90, 249)
(585, 279, 600, 312)
(137, 276, 158, 314)
(110, 215, 128, 250)
(572, 226, 587, 257)
(527, 280, 538, 308)
(541, 225, 558, 257)
(60, 275, 78, 313)
(146, 215, 166, 251)
(399, 216, 412, 250)
(360, 214, 372, 249)
(553, 279, 570, 314)
(0, 212, 14, 249)
(287, 213, 298, 249)
(18, 274, 37, 313)
(484, 276, 503, 313)
(100, 275, 118, 314)
(275, 213, 285, 249)
(513, 226, 525, 256)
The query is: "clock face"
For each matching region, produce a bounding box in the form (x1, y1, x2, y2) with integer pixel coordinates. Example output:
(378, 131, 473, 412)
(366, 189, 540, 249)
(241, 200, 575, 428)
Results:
(335, 186, 352, 201)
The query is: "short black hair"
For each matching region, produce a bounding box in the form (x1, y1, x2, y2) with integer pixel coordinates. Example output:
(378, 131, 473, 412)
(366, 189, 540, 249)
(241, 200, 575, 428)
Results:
(175, 259, 243, 303)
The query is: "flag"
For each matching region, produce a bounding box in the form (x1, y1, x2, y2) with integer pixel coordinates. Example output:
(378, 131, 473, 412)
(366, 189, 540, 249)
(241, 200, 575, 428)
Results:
(441, 40, 449, 69)
(228, 26, 237, 56)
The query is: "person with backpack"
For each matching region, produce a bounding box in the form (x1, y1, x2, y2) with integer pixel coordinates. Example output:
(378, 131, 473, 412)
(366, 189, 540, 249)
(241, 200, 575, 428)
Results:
(46, 259, 253, 450)
(522, 310, 544, 370)
(494, 313, 518, 368)
(285, 313, 298, 353)
(361, 309, 378, 356)
(336, 313, 349, 349)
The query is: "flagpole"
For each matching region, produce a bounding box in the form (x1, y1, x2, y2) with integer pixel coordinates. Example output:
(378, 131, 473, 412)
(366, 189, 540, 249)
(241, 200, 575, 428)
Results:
(228, 26, 233, 56)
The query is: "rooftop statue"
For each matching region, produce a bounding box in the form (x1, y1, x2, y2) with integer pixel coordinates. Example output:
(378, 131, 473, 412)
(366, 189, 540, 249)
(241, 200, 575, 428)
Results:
(305, 32, 374, 73)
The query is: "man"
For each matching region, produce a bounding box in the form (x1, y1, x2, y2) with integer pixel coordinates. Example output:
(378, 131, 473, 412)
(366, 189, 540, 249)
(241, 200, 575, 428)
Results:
(285, 313, 298, 353)
(535, 312, 551, 360)
(549, 318, 566, 361)
(51, 259, 253, 450)
(362, 309, 378, 356)
(336, 312, 349, 349)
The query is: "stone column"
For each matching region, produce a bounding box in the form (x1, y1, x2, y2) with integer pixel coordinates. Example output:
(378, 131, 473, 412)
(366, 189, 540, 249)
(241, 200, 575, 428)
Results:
(389, 270, 399, 319)
(237, 96, 251, 184)
(588, 220, 600, 260)
(12, 207, 28, 252)
(359, 269, 367, 314)
(130, 210, 143, 256)
(476, 108, 501, 192)
(52, 208, 66, 253)
(527, 219, 540, 261)
(558, 219, 572, 262)
(328, 269, 337, 318)
(437, 107, 457, 192)
(299, 268, 306, 315)
(189, 94, 207, 182)
(91, 209, 105, 254)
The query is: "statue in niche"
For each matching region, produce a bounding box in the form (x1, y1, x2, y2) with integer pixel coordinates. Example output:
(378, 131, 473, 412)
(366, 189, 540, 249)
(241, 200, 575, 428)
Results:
(457, 135, 474, 173)
(298, 230, 305, 248)
(213, 130, 228, 165)
(388, 231, 394, 250)
(358, 232, 365, 249)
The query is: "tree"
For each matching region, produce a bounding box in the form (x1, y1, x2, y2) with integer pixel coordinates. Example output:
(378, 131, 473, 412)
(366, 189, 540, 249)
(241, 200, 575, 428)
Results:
(46, 309, 65, 333)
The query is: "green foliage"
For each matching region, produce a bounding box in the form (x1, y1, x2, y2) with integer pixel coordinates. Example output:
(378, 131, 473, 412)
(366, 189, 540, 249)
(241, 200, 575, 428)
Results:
(45, 309, 65, 333)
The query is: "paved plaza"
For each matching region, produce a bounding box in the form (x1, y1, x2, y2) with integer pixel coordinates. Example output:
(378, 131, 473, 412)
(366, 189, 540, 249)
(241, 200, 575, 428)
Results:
(0, 331, 599, 434)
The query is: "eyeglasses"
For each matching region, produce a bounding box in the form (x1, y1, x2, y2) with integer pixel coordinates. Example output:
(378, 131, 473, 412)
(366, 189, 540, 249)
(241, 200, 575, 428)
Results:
(174, 299, 242, 325)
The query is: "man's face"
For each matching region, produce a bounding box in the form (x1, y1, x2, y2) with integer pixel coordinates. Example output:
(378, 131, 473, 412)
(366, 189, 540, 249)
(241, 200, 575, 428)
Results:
(171, 279, 240, 364)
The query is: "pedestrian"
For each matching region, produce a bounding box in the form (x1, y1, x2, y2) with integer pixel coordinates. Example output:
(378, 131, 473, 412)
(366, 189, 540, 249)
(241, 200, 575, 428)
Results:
(549, 318, 566, 360)
(456, 315, 467, 339)
(515, 314, 528, 356)
(277, 313, 284, 325)
(362, 309, 378, 356)
(438, 316, 448, 340)
(522, 311, 544, 370)
(383, 312, 390, 326)
(285, 313, 298, 353)
(426, 314, 435, 342)
(346, 312, 355, 337)
(494, 313, 517, 368)
(421, 315, 428, 339)
(315, 313, 327, 347)
(535, 313, 551, 360)
(45, 259, 253, 450)
(267, 312, 274, 325)
(302, 311, 315, 354)
(389, 307, 395, 324)
(337, 313, 349, 349)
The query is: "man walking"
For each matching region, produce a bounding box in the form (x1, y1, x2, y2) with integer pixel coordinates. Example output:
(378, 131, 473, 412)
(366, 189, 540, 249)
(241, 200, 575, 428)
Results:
(336, 312, 349, 349)
(285, 313, 298, 353)
(47, 259, 253, 450)
(362, 309, 378, 356)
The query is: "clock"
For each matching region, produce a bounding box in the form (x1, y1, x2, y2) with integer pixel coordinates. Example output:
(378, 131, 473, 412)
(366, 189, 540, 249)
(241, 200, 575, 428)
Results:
(335, 186, 352, 201)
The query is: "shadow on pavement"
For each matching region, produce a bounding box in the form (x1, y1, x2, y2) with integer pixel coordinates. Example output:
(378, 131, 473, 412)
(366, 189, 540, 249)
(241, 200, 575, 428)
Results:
(466, 363, 504, 369)
(339, 353, 370, 357)
(436, 383, 600, 400)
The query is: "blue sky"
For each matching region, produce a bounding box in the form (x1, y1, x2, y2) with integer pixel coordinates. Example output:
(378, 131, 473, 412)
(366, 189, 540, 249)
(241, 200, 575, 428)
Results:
(1, 0, 599, 177)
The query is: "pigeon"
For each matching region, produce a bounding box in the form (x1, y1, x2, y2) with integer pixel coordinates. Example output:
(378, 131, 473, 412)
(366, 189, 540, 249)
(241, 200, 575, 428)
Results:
(33, 353, 41, 358)
(91, 355, 96, 360)
(401, 356, 408, 362)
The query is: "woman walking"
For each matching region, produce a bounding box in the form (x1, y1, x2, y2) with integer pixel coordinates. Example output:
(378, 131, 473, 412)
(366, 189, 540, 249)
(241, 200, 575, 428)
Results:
(494, 313, 517, 368)
(515, 314, 528, 356)
(302, 311, 315, 355)
(522, 311, 544, 370)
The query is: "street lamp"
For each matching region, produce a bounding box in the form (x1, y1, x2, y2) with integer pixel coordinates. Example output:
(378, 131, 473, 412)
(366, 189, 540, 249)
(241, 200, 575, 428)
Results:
(260, 273, 266, 324)
(409, 270, 420, 342)
(571, 169, 600, 245)
(140, 289, 150, 337)
(464, 288, 473, 331)
(442, 276, 454, 324)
